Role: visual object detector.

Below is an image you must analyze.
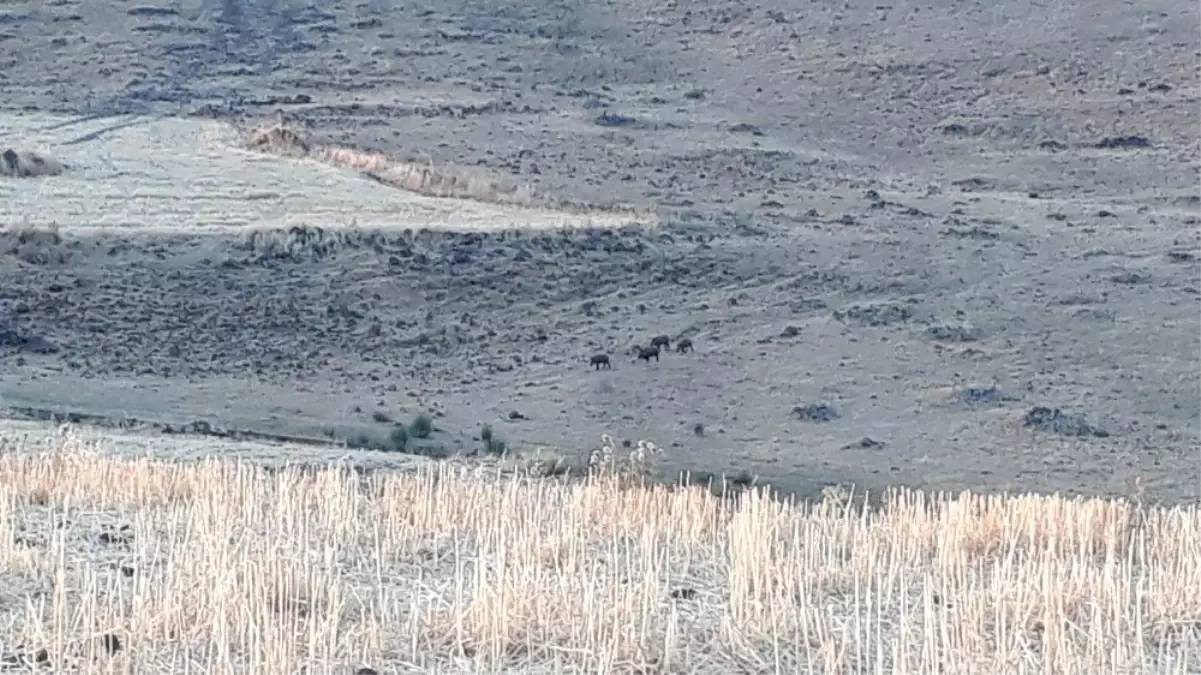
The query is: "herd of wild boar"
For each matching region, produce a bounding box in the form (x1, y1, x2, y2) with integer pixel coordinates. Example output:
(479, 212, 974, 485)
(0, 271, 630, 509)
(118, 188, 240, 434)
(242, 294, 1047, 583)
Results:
(590, 335, 695, 370)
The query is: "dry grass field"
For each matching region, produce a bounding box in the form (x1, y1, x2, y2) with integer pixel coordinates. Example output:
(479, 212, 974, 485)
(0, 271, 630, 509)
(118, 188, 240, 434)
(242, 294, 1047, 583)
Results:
(0, 426, 1197, 675)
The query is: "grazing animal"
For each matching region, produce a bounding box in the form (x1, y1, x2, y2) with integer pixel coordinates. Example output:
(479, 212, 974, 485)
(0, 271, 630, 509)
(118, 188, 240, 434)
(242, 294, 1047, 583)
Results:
(589, 354, 611, 370)
(636, 345, 660, 363)
(676, 338, 694, 353)
(650, 335, 671, 350)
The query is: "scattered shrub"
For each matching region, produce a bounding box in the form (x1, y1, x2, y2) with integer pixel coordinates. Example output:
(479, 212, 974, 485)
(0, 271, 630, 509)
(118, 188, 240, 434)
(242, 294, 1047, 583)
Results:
(349, 433, 374, 450)
(413, 444, 452, 459)
(480, 425, 507, 456)
(729, 469, 755, 486)
(409, 415, 433, 439)
(588, 434, 662, 485)
(389, 425, 409, 452)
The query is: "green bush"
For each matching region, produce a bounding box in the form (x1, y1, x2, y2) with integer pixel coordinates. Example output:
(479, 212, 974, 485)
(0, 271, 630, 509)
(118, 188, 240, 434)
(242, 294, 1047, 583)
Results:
(389, 425, 409, 451)
(409, 414, 433, 439)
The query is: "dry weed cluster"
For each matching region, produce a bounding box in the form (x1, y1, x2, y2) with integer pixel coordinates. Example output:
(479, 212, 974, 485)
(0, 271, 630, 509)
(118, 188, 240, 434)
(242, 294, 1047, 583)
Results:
(0, 428, 1197, 674)
(245, 122, 536, 207)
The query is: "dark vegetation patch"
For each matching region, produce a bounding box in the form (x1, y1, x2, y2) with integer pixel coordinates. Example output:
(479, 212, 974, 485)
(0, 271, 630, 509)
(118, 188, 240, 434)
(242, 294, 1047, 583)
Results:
(834, 302, 912, 327)
(954, 387, 1018, 407)
(792, 403, 839, 423)
(1095, 135, 1151, 150)
(1023, 406, 1109, 438)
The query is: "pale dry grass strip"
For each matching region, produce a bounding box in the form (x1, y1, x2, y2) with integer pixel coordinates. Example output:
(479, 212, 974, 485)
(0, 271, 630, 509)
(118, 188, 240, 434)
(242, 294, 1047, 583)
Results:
(240, 121, 657, 223)
(0, 428, 1196, 673)
(244, 122, 536, 208)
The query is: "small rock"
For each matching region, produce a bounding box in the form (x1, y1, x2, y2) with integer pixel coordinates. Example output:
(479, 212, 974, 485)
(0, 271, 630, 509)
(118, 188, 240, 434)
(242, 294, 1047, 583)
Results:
(793, 403, 839, 423)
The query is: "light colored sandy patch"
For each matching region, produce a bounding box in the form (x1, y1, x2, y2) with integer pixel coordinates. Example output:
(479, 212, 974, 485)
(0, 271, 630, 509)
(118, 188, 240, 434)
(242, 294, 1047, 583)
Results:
(0, 112, 652, 235)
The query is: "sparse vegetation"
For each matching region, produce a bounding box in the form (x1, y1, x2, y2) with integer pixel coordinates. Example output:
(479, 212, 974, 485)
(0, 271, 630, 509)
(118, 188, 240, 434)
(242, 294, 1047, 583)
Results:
(371, 410, 392, 424)
(0, 429, 1195, 674)
(339, 425, 412, 453)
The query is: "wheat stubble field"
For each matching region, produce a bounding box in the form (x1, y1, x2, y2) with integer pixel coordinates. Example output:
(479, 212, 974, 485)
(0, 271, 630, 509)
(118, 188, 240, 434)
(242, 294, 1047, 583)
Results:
(0, 425, 1195, 674)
